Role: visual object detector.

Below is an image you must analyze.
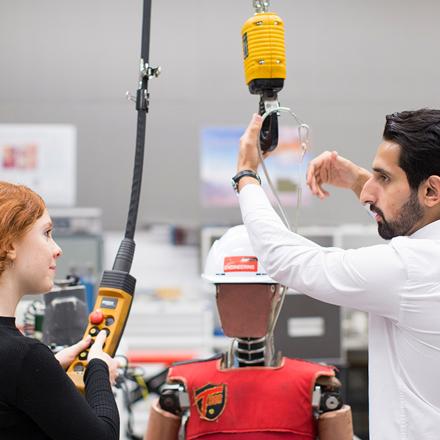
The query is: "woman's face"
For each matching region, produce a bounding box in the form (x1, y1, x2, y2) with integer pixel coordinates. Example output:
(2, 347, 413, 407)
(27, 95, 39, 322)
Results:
(11, 209, 62, 294)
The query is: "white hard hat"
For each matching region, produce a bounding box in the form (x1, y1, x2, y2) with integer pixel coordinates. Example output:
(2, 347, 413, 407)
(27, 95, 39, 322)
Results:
(202, 225, 275, 284)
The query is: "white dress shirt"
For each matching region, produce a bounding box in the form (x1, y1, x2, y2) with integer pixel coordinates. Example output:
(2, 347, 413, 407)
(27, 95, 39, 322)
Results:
(239, 183, 440, 440)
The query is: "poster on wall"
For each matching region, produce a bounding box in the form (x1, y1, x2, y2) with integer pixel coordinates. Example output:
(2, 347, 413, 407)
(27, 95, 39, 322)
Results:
(200, 125, 312, 207)
(0, 124, 76, 207)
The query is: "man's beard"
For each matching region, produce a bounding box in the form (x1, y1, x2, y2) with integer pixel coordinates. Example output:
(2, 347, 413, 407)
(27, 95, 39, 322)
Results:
(371, 190, 424, 240)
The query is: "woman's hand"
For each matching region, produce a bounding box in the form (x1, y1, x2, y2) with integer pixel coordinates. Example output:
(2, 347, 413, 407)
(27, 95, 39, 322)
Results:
(55, 336, 92, 370)
(87, 330, 119, 385)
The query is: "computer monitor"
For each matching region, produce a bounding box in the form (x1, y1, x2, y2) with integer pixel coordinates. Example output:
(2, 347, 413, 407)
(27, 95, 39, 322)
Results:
(274, 291, 343, 365)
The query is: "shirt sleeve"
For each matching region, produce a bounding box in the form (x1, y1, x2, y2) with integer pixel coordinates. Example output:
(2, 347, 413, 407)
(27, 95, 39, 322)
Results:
(239, 184, 407, 320)
(16, 343, 119, 440)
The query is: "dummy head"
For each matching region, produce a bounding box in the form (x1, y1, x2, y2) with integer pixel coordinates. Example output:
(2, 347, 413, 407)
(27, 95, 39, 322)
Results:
(203, 225, 281, 339)
(215, 282, 280, 338)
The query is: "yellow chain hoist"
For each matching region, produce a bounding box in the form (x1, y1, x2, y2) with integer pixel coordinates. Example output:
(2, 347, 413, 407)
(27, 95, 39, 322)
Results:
(242, 0, 286, 152)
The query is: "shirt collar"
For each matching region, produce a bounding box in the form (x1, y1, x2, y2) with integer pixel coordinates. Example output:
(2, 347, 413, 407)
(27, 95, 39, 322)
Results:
(410, 219, 440, 239)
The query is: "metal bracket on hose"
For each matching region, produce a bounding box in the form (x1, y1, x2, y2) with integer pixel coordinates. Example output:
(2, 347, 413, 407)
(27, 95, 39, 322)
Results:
(137, 59, 161, 112)
(136, 89, 150, 112)
(139, 59, 161, 81)
(126, 59, 161, 112)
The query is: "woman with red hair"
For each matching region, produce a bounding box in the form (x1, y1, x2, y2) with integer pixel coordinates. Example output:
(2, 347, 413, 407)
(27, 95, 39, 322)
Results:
(0, 181, 120, 439)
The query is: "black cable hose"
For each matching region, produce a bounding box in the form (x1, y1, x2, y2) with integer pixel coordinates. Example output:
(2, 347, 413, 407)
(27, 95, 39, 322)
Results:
(123, 0, 152, 243)
(117, 0, 152, 251)
(140, 0, 152, 62)
(124, 110, 147, 241)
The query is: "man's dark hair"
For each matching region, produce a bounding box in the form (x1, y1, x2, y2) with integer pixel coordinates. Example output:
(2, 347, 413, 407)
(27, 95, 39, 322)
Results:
(383, 108, 440, 190)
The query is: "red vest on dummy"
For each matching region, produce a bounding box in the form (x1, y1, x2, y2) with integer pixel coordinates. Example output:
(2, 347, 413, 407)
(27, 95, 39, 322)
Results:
(168, 357, 334, 440)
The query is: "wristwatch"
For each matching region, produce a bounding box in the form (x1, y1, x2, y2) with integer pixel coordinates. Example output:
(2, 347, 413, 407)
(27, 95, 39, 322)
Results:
(231, 169, 261, 193)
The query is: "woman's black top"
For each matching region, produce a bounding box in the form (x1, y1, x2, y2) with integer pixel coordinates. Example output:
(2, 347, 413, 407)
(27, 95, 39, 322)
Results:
(0, 316, 119, 439)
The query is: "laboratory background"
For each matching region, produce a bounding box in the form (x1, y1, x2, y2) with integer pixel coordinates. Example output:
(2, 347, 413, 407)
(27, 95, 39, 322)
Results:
(1, 0, 440, 439)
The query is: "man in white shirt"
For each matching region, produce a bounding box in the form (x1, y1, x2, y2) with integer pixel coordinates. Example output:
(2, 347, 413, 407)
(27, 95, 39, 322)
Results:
(234, 110, 440, 439)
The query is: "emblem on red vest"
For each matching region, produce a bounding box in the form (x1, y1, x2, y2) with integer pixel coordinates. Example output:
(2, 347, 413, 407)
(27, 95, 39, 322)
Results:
(194, 383, 227, 421)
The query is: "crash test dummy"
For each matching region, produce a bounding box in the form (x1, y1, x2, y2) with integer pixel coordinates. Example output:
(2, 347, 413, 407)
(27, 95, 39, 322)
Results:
(144, 225, 353, 440)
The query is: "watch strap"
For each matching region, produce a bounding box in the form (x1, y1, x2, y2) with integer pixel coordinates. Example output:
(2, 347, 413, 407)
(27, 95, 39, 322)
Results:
(232, 169, 261, 193)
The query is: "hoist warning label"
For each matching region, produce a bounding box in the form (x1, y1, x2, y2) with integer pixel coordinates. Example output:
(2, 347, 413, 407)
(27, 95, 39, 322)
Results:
(242, 33, 249, 59)
(224, 256, 258, 272)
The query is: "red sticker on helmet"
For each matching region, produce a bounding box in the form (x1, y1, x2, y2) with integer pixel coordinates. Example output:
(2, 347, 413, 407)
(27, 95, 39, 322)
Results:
(224, 256, 258, 272)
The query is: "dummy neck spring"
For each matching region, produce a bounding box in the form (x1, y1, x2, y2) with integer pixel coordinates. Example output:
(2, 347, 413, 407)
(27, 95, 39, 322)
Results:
(236, 337, 266, 367)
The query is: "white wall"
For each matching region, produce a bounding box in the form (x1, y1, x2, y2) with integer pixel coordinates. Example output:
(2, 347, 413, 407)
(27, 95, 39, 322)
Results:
(1, 0, 440, 228)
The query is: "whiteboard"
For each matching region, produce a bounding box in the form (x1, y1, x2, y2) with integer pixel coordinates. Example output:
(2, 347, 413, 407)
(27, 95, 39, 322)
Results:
(0, 124, 76, 206)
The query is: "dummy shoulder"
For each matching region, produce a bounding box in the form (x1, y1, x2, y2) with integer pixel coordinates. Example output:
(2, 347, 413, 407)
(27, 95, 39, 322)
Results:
(171, 353, 223, 367)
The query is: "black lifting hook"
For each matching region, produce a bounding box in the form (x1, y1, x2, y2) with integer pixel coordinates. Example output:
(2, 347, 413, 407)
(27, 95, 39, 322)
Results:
(258, 96, 280, 152)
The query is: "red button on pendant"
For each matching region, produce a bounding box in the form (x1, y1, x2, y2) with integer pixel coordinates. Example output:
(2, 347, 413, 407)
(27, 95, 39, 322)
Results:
(90, 309, 104, 325)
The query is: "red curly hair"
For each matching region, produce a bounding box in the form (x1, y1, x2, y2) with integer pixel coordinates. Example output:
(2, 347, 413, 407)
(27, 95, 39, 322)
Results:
(0, 181, 45, 276)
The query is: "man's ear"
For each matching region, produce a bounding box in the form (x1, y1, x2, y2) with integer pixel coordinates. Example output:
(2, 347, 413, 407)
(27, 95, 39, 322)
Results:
(421, 175, 440, 207)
